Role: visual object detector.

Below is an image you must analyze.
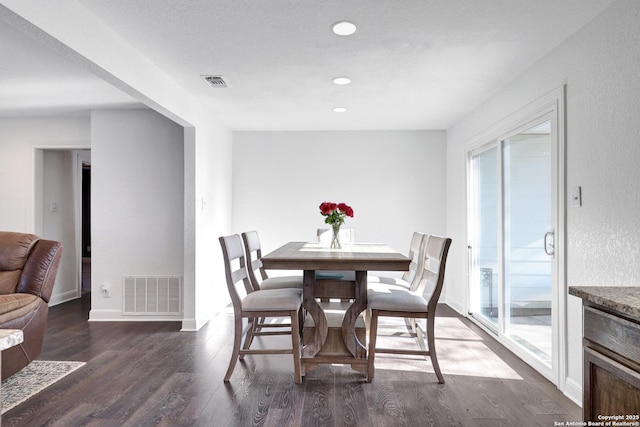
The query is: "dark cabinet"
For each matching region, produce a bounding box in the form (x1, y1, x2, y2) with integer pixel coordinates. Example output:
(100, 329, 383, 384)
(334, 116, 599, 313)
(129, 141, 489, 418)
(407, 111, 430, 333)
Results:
(578, 297, 640, 421)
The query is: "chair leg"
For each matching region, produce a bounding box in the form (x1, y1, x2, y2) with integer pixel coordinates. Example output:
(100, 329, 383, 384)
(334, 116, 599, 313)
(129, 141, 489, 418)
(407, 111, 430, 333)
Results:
(224, 315, 244, 382)
(290, 309, 302, 384)
(367, 310, 379, 382)
(239, 317, 257, 360)
(413, 318, 428, 353)
(255, 316, 266, 331)
(403, 317, 415, 333)
(426, 315, 444, 384)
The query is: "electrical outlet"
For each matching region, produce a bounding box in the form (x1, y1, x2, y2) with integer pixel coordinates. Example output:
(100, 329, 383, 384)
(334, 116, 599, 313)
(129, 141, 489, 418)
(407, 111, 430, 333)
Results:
(101, 284, 111, 298)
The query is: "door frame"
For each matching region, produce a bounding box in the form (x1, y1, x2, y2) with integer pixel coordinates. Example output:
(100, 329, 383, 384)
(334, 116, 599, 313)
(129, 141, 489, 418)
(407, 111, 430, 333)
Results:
(33, 146, 91, 306)
(464, 86, 566, 389)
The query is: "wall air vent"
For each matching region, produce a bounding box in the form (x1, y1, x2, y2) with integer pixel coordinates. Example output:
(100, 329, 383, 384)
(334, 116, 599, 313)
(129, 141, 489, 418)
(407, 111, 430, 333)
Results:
(123, 276, 182, 316)
(202, 75, 229, 88)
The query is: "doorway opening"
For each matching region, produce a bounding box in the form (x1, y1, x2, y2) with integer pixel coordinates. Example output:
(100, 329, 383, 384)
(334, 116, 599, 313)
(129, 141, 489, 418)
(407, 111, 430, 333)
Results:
(82, 162, 91, 294)
(34, 147, 91, 305)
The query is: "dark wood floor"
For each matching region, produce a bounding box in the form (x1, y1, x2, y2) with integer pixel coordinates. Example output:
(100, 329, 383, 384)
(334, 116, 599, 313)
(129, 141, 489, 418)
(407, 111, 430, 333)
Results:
(2, 295, 581, 426)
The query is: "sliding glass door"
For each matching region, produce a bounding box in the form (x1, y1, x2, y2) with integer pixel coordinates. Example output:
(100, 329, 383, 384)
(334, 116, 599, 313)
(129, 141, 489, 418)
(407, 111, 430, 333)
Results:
(503, 120, 553, 366)
(468, 108, 561, 382)
(469, 145, 499, 327)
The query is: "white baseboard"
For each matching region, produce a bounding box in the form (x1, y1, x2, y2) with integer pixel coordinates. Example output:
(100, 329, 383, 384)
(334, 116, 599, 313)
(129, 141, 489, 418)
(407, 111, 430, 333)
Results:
(444, 296, 465, 316)
(88, 309, 182, 322)
(563, 377, 582, 407)
(88, 309, 121, 321)
(180, 317, 210, 331)
(48, 290, 80, 307)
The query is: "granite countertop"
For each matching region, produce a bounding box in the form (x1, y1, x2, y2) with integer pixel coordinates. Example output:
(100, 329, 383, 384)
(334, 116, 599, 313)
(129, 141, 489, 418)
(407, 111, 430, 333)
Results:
(0, 329, 23, 351)
(569, 286, 640, 319)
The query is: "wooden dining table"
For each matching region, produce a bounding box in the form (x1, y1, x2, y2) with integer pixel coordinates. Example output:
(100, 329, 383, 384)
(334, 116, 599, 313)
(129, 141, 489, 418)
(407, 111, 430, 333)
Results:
(261, 241, 411, 380)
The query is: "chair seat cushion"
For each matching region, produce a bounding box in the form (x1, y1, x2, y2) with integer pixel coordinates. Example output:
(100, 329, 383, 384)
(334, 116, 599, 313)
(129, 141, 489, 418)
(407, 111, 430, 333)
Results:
(260, 275, 303, 290)
(368, 287, 428, 312)
(0, 294, 40, 323)
(243, 288, 302, 312)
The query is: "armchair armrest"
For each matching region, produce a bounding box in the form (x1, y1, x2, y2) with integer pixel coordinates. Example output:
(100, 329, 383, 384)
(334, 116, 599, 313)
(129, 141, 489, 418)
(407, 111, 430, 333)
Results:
(16, 239, 63, 303)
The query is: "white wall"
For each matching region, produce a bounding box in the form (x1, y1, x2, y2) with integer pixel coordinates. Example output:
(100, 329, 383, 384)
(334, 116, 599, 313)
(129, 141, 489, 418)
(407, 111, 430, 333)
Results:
(0, 117, 90, 232)
(0, 117, 89, 303)
(89, 109, 185, 321)
(1, 2, 235, 330)
(191, 119, 234, 328)
(232, 130, 447, 273)
(445, 0, 640, 402)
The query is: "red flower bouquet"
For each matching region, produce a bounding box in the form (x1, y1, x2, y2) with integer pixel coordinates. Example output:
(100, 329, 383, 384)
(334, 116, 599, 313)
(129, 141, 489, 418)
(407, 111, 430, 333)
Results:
(319, 202, 354, 249)
(319, 202, 354, 226)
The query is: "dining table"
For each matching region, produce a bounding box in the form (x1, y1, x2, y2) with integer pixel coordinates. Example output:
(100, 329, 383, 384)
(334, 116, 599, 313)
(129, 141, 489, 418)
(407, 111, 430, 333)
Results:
(261, 241, 411, 380)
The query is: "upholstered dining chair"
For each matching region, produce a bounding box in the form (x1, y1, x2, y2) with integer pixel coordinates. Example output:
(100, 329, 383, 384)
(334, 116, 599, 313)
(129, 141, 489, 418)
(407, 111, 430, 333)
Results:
(365, 232, 428, 349)
(219, 234, 303, 383)
(242, 230, 303, 290)
(366, 235, 452, 383)
(368, 231, 427, 291)
(367, 232, 428, 340)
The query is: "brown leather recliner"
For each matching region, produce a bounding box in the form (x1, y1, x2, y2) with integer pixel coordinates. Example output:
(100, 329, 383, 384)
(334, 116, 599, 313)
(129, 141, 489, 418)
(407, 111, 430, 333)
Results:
(0, 231, 63, 379)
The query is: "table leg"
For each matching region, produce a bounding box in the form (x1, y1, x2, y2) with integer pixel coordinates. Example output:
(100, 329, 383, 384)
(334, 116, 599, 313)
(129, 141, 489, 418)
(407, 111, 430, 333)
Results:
(302, 270, 327, 358)
(342, 270, 367, 358)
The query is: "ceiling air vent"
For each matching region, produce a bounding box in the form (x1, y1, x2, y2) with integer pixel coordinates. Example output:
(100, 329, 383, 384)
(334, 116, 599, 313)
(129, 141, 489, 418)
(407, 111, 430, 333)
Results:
(202, 75, 229, 88)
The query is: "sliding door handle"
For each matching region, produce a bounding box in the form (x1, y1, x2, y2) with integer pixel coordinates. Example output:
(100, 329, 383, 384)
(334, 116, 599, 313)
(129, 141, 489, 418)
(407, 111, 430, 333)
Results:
(544, 231, 555, 256)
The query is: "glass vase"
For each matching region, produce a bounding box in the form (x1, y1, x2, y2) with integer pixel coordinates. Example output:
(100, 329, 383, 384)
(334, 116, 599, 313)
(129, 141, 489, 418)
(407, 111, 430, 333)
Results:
(331, 223, 342, 249)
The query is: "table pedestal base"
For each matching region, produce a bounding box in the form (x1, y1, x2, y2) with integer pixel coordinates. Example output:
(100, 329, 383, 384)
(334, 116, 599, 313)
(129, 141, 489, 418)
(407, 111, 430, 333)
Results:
(261, 242, 411, 383)
(302, 306, 367, 377)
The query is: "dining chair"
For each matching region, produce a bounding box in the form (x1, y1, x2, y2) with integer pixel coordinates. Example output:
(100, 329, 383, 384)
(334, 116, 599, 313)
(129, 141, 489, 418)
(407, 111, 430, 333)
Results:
(242, 230, 303, 290)
(242, 230, 304, 334)
(366, 235, 452, 383)
(219, 234, 303, 383)
(367, 232, 428, 339)
(368, 231, 427, 291)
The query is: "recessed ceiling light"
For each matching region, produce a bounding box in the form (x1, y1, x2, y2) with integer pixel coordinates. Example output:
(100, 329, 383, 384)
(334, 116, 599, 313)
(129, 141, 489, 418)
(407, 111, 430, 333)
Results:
(333, 77, 351, 85)
(331, 21, 357, 36)
(333, 107, 347, 113)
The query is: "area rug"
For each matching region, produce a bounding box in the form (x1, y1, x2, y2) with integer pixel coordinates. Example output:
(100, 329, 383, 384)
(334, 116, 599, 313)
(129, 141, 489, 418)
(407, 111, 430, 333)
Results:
(1, 360, 85, 414)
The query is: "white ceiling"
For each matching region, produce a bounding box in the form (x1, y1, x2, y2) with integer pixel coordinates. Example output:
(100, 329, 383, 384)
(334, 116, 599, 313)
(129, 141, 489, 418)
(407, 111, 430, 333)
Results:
(0, 19, 143, 117)
(0, 0, 617, 130)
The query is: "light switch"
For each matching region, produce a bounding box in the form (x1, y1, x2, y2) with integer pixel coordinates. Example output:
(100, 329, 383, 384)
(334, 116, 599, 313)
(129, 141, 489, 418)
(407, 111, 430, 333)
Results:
(571, 186, 582, 207)
(49, 201, 58, 213)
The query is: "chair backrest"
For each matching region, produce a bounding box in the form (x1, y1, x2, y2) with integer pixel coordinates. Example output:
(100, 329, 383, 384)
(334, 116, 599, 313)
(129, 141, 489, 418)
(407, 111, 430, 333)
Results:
(0, 231, 63, 302)
(403, 232, 428, 288)
(415, 235, 452, 310)
(317, 228, 354, 244)
(219, 234, 255, 311)
(0, 232, 39, 294)
(241, 230, 267, 291)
